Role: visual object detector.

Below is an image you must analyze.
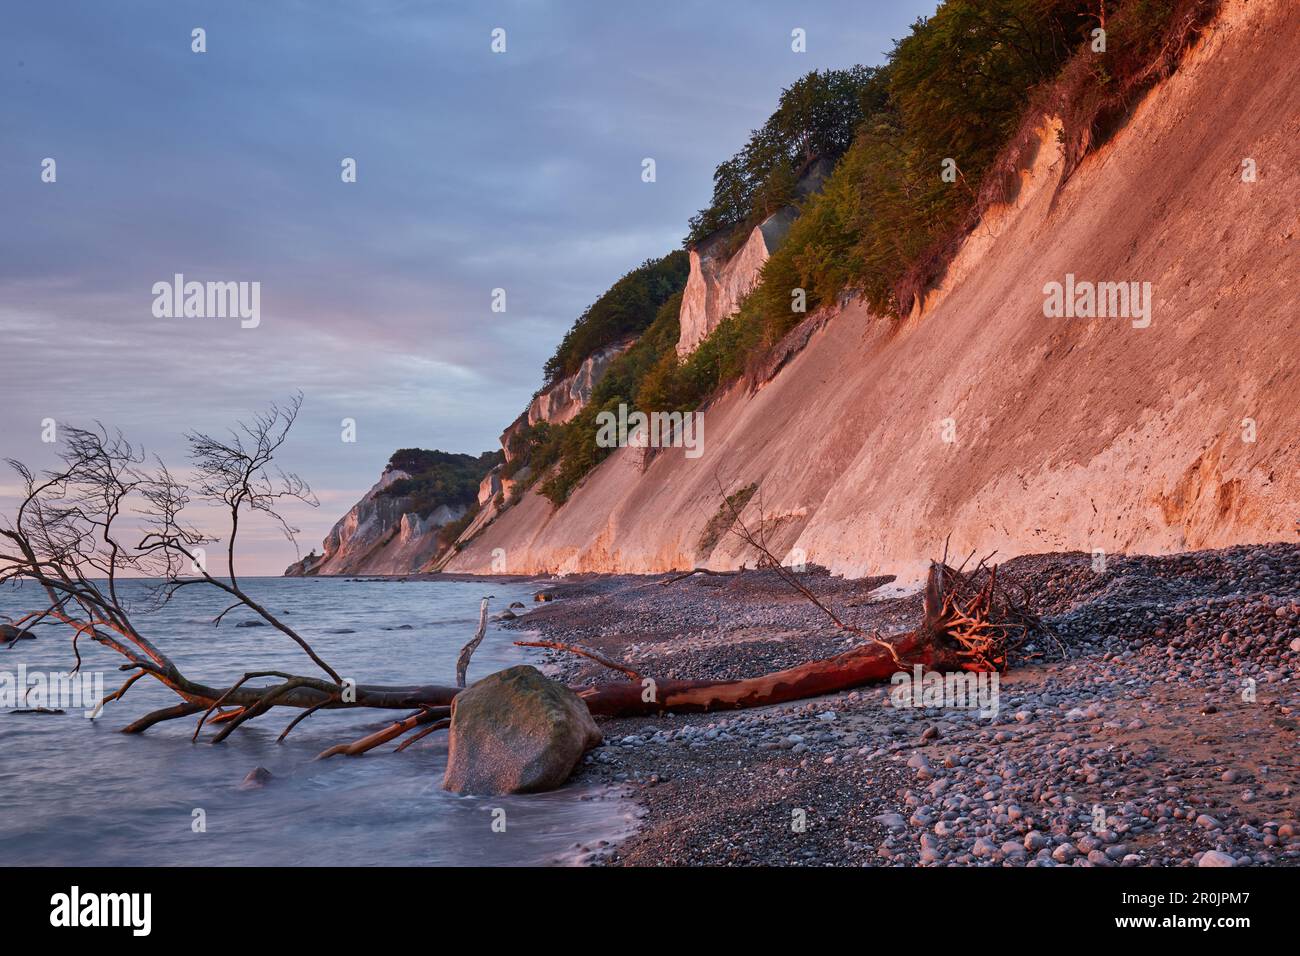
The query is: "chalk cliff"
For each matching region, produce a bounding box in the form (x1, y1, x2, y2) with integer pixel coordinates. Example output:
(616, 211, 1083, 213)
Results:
(291, 334, 630, 576)
(284, 468, 465, 576)
(676, 159, 830, 357)
(298, 0, 1297, 582)
(501, 339, 634, 462)
(441, 0, 1299, 582)
(676, 209, 796, 357)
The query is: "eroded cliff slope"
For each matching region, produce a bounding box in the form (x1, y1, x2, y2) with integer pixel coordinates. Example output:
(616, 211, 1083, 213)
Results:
(286, 468, 461, 576)
(443, 0, 1298, 582)
(287, 449, 497, 576)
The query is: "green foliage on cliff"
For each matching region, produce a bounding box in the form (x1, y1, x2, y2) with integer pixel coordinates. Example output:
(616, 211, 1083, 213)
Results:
(509, 291, 685, 505)
(541, 252, 689, 388)
(685, 67, 887, 249)
(381, 448, 502, 518)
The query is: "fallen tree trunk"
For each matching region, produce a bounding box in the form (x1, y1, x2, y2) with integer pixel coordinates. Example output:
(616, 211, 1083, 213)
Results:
(570, 564, 988, 716)
(576, 628, 937, 717)
(656, 567, 743, 586)
(13, 547, 1030, 750)
(30, 552, 1025, 750)
(554, 487, 1044, 720)
(316, 707, 450, 759)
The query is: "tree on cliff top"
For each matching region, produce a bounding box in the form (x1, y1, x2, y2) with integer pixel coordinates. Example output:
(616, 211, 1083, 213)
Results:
(541, 252, 689, 389)
(380, 448, 501, 518)
(645, 0, 1207, 412)
(685, 67, 888, 247)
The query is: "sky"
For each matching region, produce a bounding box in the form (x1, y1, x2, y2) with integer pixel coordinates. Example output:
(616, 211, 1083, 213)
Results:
(0, 0, 936, 575)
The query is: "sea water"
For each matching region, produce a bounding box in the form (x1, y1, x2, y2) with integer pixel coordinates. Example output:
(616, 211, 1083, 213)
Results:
(0, 577, 630, 866)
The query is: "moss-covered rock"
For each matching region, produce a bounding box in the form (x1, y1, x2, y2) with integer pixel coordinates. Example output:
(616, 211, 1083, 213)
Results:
(443, 665, 602, 795)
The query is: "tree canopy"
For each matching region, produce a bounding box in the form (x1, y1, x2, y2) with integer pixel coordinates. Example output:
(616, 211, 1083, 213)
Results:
(381, 448, 502, 517)
(685, 67, 888, 247)
(541, 253, 689, 388)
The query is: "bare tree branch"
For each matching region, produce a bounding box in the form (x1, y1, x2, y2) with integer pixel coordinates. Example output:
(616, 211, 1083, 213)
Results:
(455, 597, 491, 688)
(513, 640, 642, 681)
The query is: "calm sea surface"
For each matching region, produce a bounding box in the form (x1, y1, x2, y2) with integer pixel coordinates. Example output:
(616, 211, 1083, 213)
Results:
(0, 577, 631, 866)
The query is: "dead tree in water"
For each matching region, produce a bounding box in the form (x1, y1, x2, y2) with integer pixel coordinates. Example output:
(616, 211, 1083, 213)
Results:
(1, 396, 461, 755)
(1, 399, 1040, 754)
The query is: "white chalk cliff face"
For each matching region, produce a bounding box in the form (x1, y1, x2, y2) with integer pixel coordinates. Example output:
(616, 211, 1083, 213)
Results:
(477, 467, 502, 506)
(533, 340, 630, 425)
(428, 466, 511, 571)
(298, 0, 1294, 582)
(675, 157, 830, 359)
(676, 208, 795, 357)
(285, 468, 465, 576)
(501, 339, 633, 461)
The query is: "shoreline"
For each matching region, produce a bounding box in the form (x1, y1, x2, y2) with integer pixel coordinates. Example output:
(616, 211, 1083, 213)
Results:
(502, 544, 1299, 867)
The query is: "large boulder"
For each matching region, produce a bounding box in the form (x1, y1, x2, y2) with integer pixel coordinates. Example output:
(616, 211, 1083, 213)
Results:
(443, 665, 602, 795)
(0, 624, 35, 642)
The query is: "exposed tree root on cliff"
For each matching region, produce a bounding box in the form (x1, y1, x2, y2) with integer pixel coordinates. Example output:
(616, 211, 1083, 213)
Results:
(0, 401, 1045, 759)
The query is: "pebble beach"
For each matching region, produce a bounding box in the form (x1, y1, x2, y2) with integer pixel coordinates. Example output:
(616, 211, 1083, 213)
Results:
(504, 544, 1300, 867)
